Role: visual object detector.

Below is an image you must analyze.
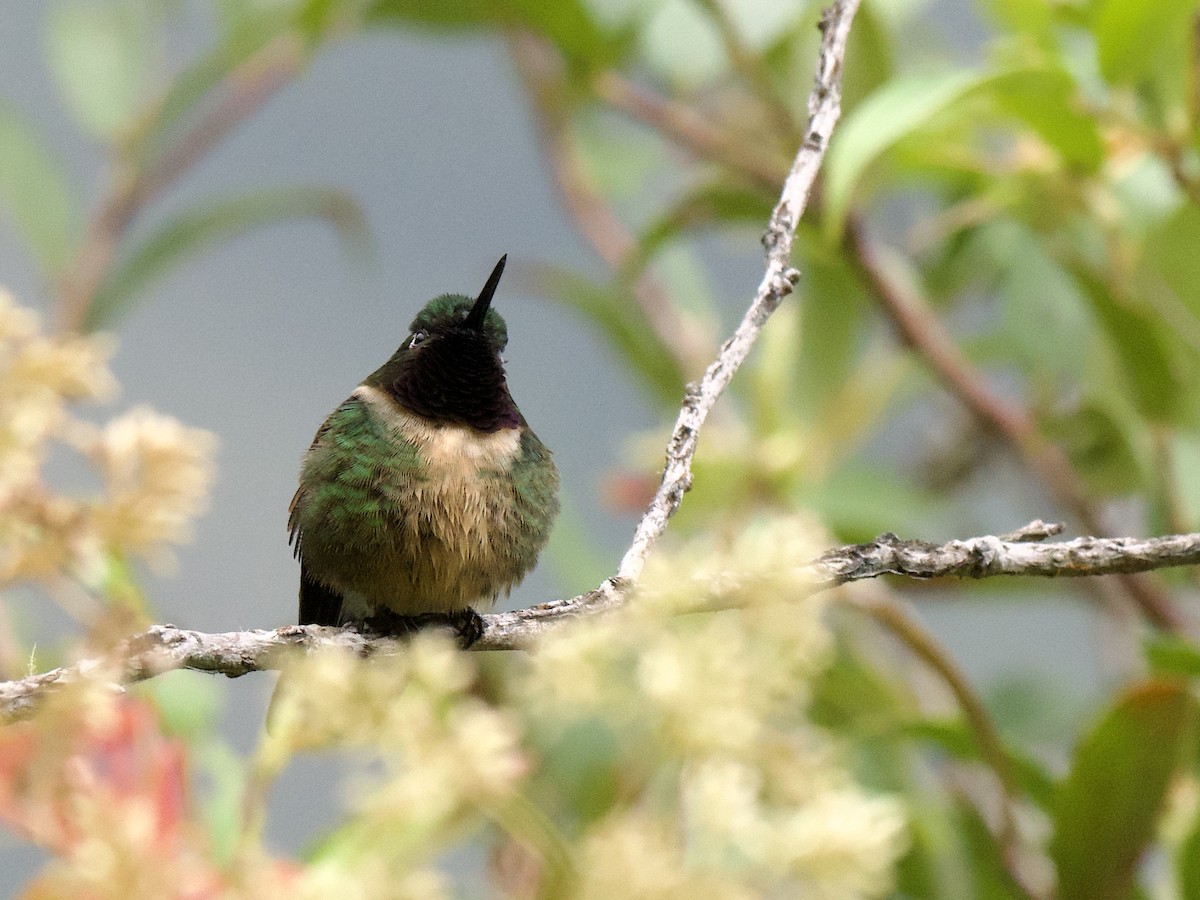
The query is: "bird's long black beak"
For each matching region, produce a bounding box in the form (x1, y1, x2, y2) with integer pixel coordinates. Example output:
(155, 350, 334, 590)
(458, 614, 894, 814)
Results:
(465, 255, 506, 331)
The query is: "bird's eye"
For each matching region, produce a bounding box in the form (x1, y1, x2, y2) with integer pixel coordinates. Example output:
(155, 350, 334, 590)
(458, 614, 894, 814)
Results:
(409, 330, 428, 349)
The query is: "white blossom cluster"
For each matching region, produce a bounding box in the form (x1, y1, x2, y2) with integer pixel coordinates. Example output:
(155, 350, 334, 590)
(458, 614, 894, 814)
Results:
(0, 290, 214, 590)
(267, 632, 526, 900)
(522, 516, 908, 898)
(264, 517, 906, 897)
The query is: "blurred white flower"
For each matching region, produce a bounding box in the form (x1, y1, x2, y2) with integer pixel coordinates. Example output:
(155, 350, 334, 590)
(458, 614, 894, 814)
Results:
(0, 291, 214, 593)
(520, 514, 906, 897)
(88, 407, 215, 565)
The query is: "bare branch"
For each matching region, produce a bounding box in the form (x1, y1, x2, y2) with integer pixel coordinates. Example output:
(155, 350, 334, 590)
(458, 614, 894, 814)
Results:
(809, 527, 1200, 585)
(616, 0, 860, 585)
(6, 523, 1200, 719)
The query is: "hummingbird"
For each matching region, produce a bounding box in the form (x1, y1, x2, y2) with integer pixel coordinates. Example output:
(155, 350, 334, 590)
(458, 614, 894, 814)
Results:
(287, 255, 559, 643)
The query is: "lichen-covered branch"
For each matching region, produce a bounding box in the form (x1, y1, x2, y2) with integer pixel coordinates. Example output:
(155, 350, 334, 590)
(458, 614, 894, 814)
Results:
(810, 527, 1200, 585)
(5, 523, 1200, 719)
(613, 0, 860, 588)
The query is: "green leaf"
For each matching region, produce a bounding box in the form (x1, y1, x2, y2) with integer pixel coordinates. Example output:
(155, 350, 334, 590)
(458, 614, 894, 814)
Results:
(794, 233, 872, 422)
(136, 669, 224, 740)
(894, 793, 981, 900)
(46, 0, 157, 137)
(1111, 154, 1180, 237)
(365, 0, 510, 29)
(1076, 273, 1192, 425)
(980, 0, 1055, 39)
(196, 741, 247, 868)
(955, 798, 1035, 900)
(530, 715, 622, 819)
(809, 637, 915, 734)
(1093, 0, 1200, 87)
(0, 98, 79, 273)
(841, 0, 895, 111)
(824, 69, 983, 239)
(824, 66, 1101, 238)
(988, 68, 1103, 170)
(86, 186, 371, 329)
(130, 8, 297, 170)
(366, 0, 618, 68)
(1040, 402, 1144, 496)
(1167, 431, 1200, 529)
(1141, 204, 1200, 325)
(1050, 680, 1194, 900)
(714, 0, 804, 52)
(640, 0, 726, 87)
(981, 222, 1093, 376)
(1181, 806, 1200, 900)
(623, 181, 773, 285)
(527, 263, 687, 408)
(804, 461, 941, 542)
(1144, 634, 1200, 679)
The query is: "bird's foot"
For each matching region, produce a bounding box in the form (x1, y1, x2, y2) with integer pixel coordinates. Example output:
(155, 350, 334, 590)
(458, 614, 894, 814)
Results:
(359, 609, 421, 638)
(359, 607, 485, 649)
(446, 607, 485, 648)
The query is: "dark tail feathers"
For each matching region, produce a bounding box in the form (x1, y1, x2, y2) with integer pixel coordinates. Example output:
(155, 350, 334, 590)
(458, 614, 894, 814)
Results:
(298, 565, 344, 626)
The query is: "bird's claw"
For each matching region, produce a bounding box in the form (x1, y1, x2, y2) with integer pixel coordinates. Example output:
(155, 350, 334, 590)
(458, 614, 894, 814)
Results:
(358, 607, 484, 649)
(446, 607, 485, 648)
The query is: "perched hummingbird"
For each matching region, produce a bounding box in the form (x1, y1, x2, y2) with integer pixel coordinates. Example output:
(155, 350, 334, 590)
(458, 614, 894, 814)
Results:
(287, 255, 559, 643)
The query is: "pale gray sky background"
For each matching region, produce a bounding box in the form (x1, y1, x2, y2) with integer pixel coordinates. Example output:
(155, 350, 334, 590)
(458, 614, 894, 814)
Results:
(1, 5, 662, 872)
(0, 2, 1108, 886)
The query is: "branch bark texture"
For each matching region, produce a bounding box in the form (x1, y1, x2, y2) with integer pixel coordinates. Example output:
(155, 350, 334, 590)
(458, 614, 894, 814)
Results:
(5, 525, 1200, 719)
(3, 0, 864, 719)
(615, 0, 860, 587)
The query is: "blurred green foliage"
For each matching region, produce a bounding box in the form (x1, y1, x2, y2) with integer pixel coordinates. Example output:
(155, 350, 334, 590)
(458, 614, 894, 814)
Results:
(5, 0, 1200, 896)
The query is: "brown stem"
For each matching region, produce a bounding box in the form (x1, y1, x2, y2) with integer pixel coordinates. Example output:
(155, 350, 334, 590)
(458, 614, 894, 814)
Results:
(592, 70, 788, 194)
(57, 33, 307, 333)
(847, 217, 1187, 633)
(850, 588, 1037, 897)
(507, 32, 710, 375)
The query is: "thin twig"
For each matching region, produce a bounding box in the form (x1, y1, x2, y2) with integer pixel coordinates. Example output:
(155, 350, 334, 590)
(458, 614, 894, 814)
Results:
(616, 0, 859, 584)
(813, 527, 1200, 582)
(8, 522, 1200, 718)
